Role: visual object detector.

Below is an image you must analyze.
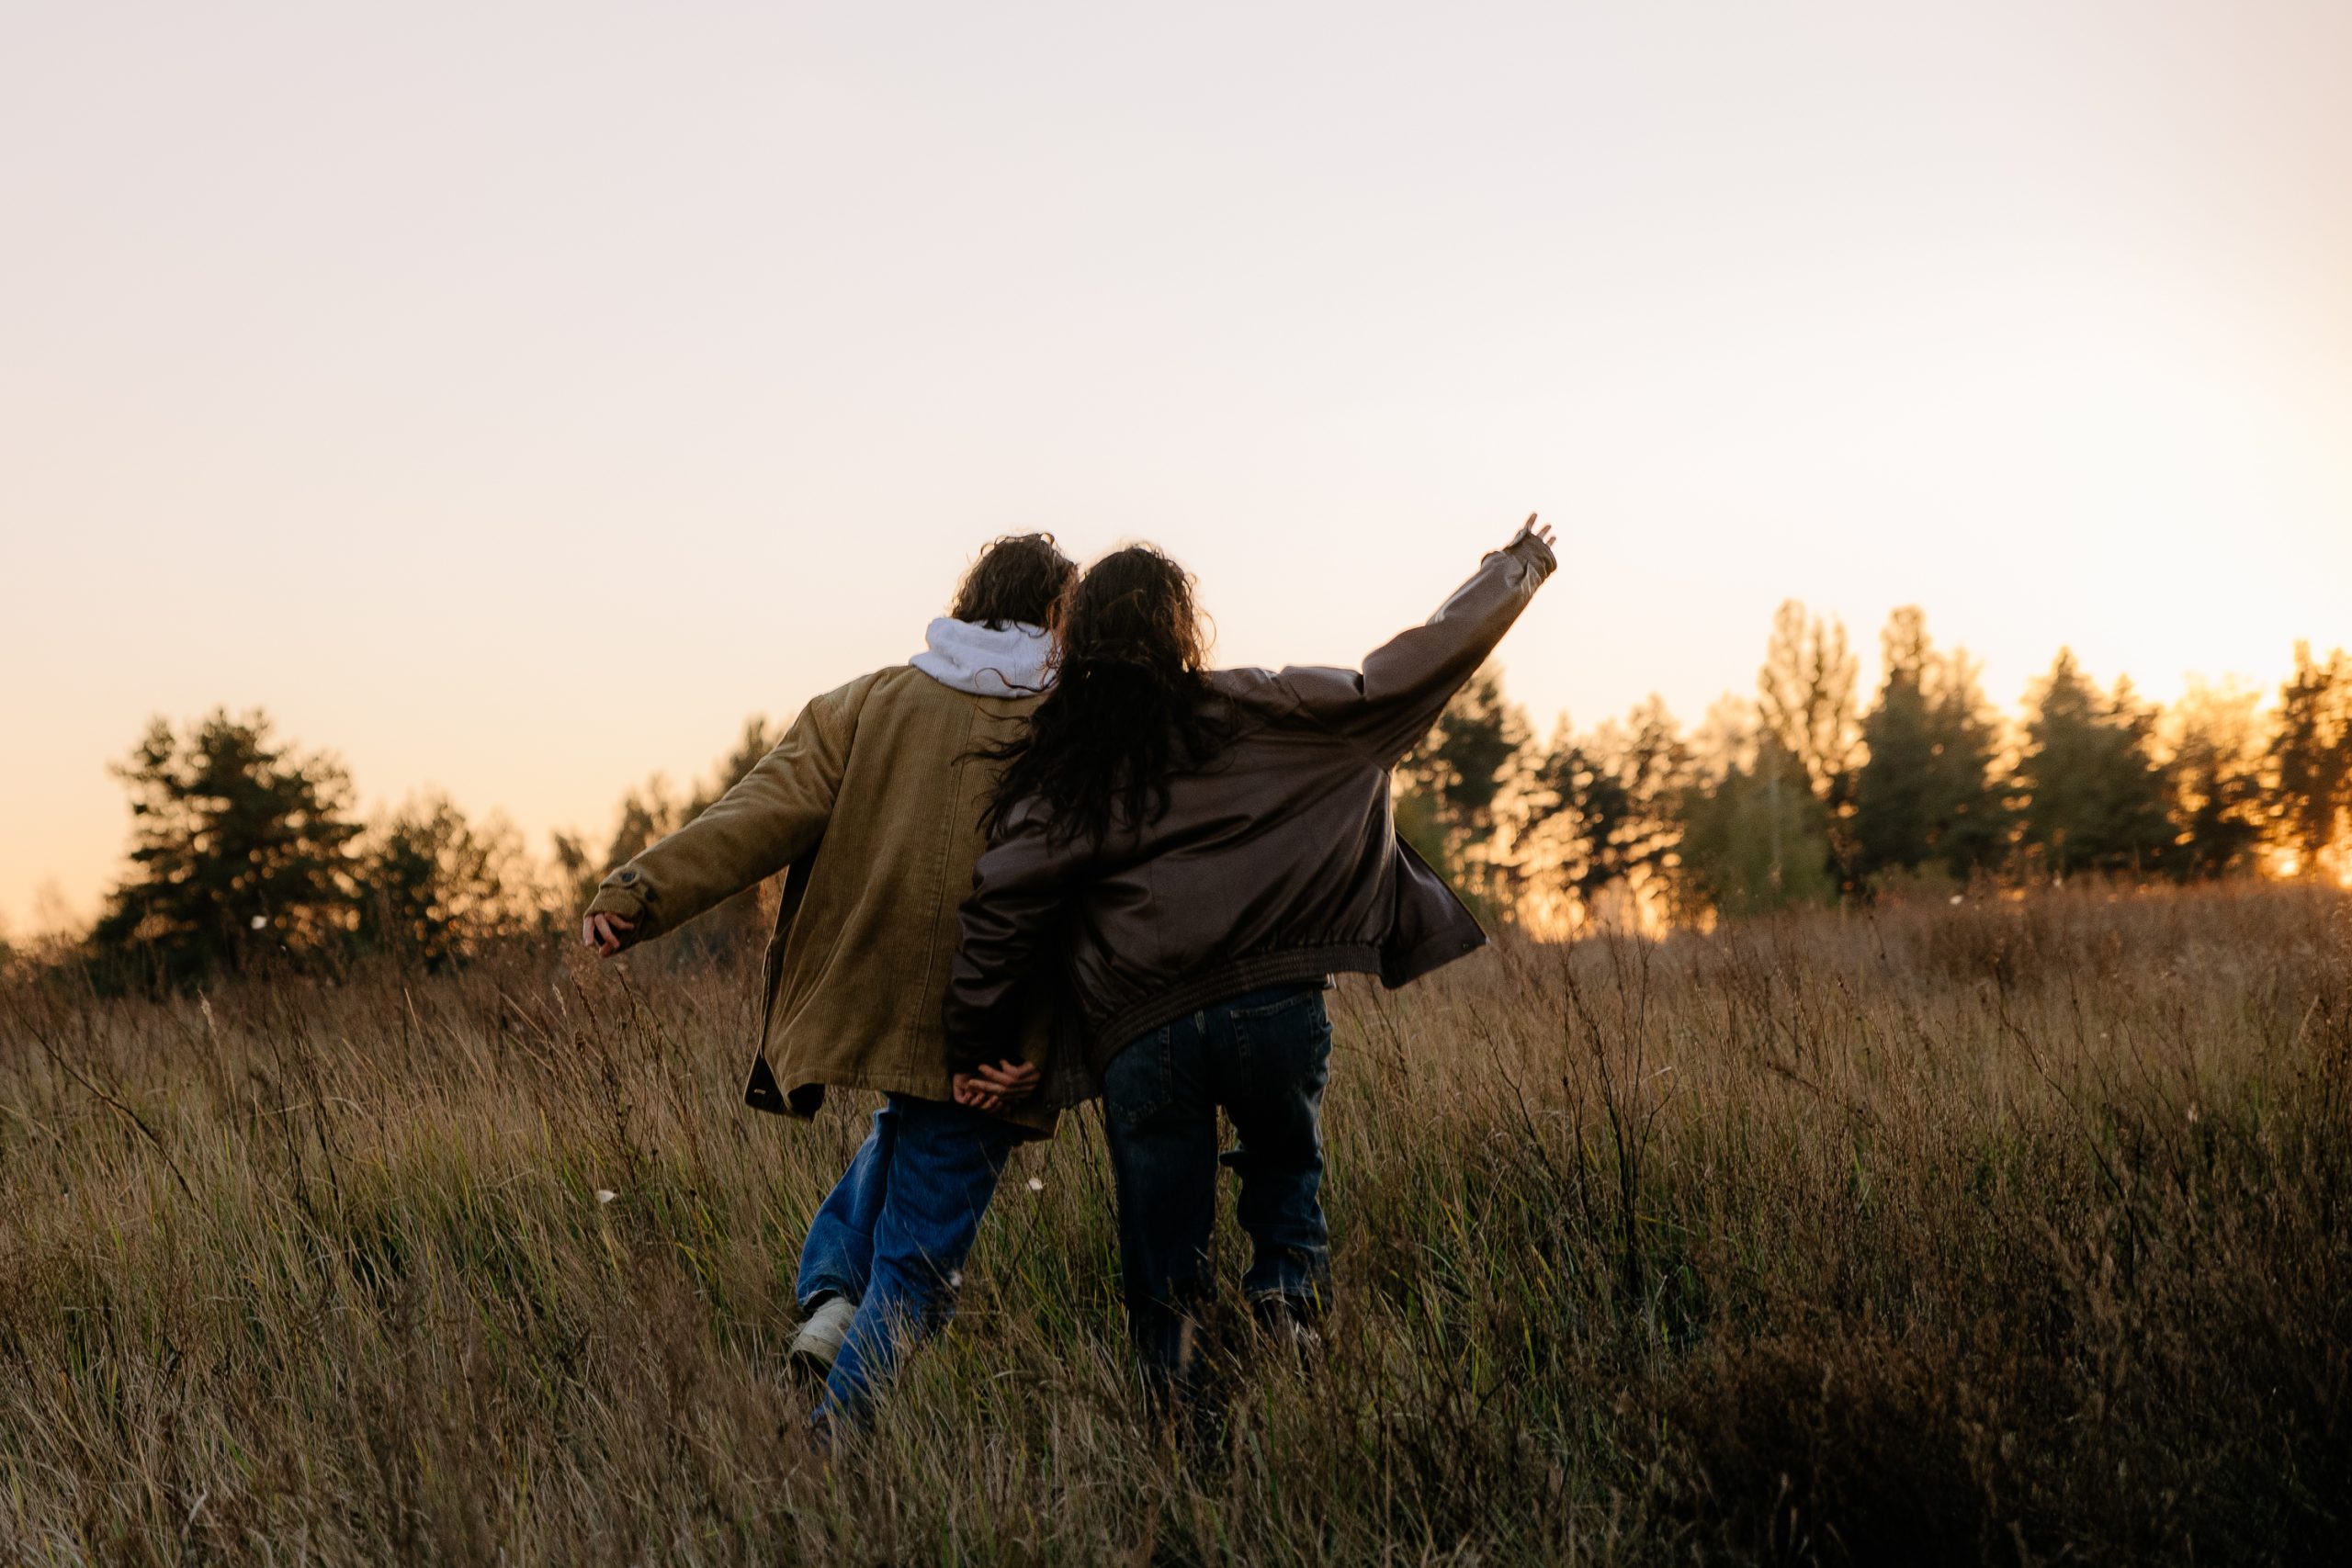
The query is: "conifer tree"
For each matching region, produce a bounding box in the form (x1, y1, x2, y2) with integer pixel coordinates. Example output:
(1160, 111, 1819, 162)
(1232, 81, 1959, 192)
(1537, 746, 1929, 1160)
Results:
(90, 710, 364, 987)
(2014, 652, 2173, 878)
(1853, 608, 2007, 886)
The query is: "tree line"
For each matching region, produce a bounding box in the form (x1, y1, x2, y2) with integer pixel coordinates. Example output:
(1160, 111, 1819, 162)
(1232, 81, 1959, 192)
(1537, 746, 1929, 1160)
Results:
(13, 604, 2350, 988)
(1398, 604, 2350, 929)
(26, 715, 785, 990)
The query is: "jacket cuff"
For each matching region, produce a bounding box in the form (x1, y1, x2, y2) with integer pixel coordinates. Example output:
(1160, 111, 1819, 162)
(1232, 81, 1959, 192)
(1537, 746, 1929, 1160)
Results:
(585, 881, 649, 925)
(1503, 527, 1558, 582)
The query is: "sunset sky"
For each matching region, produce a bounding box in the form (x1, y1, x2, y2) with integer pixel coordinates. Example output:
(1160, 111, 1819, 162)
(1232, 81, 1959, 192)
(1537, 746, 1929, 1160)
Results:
(5, 1, 2348, 932)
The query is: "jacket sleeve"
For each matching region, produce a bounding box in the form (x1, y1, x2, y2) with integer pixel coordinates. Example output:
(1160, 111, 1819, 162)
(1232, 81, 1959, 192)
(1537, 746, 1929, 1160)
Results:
(1269, 528, 1556, 766)
(944, 802, 1082, 1072)
(582, 677, 869, 944)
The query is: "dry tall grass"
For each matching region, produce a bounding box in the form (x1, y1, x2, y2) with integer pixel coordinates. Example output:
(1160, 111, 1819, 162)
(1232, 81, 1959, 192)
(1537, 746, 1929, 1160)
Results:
(3, 882, 2347, 1564)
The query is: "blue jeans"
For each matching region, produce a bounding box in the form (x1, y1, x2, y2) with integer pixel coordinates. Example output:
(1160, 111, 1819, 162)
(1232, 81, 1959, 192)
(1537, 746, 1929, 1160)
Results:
(795, 1095, 1017, 1427)
(1101, 983, 1334, 1398)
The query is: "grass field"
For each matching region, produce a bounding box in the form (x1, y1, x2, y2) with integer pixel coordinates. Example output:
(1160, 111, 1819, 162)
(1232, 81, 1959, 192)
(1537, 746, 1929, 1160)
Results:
(3, 881, 2348, 1565)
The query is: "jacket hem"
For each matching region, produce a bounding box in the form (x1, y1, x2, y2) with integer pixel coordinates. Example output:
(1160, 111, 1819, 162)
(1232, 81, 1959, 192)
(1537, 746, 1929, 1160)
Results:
(742, 1051, 1057, 1139)
(1381, 928, 1490, 988)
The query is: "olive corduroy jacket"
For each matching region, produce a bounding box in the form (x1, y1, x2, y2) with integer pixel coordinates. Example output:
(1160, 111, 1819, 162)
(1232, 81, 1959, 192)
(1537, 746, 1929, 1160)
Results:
(586, 662, 1070, 1134)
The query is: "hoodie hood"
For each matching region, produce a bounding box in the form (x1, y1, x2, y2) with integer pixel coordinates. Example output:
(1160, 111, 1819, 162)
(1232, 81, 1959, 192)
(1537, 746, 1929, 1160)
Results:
(910, 617, 1055, 698)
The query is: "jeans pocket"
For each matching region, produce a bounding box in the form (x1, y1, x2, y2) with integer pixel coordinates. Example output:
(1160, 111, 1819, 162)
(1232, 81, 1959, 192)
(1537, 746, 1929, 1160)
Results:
(1103, 1026, 1176, 1133)
(1232, 989, 1333, 1087)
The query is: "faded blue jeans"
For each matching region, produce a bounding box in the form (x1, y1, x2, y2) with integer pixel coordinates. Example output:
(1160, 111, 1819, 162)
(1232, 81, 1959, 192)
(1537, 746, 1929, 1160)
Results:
(796, 1095, 1017, 1427)
(1101, 982, 1334, 1401)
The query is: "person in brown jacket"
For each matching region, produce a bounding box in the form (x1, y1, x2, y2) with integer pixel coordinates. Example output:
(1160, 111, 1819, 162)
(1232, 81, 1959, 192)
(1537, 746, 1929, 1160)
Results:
(944, 516, 1558, 1406)
(580, 534, 1076, 1429)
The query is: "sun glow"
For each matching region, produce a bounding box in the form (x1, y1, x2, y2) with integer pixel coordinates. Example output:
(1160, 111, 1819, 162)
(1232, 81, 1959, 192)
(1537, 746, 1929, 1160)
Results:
(2270, 840, 2352, 889)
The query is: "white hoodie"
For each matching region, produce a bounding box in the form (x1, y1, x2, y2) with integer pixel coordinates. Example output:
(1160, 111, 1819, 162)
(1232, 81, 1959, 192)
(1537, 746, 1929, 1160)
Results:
(910, 617, 1055, 698)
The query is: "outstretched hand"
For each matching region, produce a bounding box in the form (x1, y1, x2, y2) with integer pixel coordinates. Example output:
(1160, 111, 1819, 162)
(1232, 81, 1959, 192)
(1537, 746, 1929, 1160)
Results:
(581, 912, 636, 957)
(1514, 513, 1556, 552)
(953, 1059, 1043, 1115)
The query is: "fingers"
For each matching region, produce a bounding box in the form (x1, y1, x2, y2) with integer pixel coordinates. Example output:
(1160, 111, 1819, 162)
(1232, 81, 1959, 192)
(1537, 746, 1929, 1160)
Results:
(952, 1074, 1005, 1113)
(953, 1078, 1005, 1114)
(973, 1060, 1040, 1095)
(960, 1060, 1039, 1110)
(582, 908, 639, 955)
(582, 913, 630, 956)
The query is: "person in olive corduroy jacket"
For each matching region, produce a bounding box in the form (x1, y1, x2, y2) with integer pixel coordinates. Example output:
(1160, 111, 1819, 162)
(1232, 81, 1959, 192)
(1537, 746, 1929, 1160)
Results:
(582, 533, 1083, 1429)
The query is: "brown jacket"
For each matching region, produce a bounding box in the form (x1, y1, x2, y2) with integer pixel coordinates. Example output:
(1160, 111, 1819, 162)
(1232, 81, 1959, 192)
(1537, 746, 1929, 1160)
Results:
(945, 531, 1557, 1080)
(586, 659, 1066, 1133)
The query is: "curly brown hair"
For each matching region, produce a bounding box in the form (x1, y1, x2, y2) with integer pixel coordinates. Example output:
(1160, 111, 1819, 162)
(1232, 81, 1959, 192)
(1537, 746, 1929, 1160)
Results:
(951, 534, 1078, 629)
(981, 545, 1233, 846)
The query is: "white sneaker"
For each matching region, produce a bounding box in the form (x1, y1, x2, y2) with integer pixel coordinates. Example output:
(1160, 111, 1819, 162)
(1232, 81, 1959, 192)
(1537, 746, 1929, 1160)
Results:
(788, 1297, 858, 1382)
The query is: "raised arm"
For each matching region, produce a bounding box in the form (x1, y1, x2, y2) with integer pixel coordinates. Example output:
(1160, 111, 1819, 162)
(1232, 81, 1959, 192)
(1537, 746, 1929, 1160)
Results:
(944, 801, 1083, 1075)
(582, 675, 873, 950)
(1272, 515, 1557, 766)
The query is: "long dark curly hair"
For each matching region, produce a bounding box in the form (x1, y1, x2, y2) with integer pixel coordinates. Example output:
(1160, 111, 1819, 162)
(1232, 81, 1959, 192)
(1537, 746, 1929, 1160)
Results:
(982, 545, 1232, 846)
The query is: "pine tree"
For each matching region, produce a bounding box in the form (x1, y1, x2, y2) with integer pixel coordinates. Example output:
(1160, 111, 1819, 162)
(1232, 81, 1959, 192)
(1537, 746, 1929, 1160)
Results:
(2014, 652, 2173, 879)
(1853, 610, 1939, 879)
(89, 710, 364, 987)
(1926, 648, 2011, 879)
(1853, 608, 2007, 886)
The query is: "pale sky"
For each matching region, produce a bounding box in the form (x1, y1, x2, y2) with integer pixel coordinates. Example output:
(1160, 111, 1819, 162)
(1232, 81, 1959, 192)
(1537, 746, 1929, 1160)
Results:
(6, 1, 2348, 932)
